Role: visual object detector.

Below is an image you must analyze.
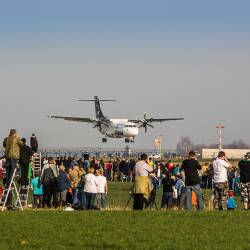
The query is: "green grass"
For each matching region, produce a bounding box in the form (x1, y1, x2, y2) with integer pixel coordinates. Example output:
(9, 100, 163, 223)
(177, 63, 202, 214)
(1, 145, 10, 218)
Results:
(0, 182, 249, 250)
(0, 211, 250, 250)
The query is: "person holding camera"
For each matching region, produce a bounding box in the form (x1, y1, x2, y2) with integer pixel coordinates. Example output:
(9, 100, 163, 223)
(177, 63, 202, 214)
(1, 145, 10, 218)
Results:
(3, 129, 22, 208)
(133, 154, 153, 210)
(212, 151, 232, 210)
(181, 151, 203, 210)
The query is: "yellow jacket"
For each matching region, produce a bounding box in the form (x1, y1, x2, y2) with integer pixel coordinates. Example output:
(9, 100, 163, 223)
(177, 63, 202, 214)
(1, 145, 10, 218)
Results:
(133, 176, 152, 200)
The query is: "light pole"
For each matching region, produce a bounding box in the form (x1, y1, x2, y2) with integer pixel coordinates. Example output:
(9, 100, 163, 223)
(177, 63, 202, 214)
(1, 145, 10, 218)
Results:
(216, 125, 225, 151)
(154, 135, 163, 159)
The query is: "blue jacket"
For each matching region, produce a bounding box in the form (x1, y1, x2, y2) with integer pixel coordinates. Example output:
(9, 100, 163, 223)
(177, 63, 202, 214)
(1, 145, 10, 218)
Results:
(227, 197, 236, 209)
(57, 170, 70, 192)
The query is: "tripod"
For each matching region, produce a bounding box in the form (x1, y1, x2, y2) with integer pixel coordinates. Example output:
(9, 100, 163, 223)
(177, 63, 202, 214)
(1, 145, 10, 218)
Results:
(124, 193, 133, 210)
(145, 189, 158, 210)
(124, 192, 158, 210)
(0, 168, 23, 211)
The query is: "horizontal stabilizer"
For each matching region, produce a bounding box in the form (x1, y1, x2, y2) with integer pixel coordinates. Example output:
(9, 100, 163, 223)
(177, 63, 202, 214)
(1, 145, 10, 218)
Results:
(77, 99, 116, 102)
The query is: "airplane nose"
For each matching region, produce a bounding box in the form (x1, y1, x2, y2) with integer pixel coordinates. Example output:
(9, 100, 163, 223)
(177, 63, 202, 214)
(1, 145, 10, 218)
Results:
(123, 128, 139, 137)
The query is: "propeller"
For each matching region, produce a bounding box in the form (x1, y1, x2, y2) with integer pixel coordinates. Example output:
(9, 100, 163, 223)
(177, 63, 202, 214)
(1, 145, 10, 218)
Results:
(139, 113, 154, 133)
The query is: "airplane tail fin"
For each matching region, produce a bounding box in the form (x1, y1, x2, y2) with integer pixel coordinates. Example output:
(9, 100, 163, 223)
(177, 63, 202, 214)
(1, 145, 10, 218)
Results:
(77, 96, 116, 119)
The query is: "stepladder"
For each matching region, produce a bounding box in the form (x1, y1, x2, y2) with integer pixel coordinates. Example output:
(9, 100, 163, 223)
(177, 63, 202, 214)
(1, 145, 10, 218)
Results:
(32, 153, 42, 177)
(0, 167, 23, 211)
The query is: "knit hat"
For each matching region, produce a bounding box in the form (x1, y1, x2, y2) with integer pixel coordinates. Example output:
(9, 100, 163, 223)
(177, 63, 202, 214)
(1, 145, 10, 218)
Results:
(229, 191, 234, 197)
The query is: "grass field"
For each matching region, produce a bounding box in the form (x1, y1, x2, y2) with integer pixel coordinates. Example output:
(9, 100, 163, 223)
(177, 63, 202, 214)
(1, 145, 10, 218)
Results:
(0, 182, 249, 250)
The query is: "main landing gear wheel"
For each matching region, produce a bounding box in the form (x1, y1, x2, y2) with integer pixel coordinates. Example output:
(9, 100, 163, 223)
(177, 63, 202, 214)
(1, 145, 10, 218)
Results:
(125, 138, 135, 143)
(102, 138, 107, 143)
(125, 138, 130, 143)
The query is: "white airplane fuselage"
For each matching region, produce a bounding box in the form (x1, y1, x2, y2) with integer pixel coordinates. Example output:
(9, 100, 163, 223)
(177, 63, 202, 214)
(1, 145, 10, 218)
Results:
(99, 119, 139, 139)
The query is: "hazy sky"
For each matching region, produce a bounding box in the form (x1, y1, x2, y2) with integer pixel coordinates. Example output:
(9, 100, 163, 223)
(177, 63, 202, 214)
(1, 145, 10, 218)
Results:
(1, 0, 250, 149)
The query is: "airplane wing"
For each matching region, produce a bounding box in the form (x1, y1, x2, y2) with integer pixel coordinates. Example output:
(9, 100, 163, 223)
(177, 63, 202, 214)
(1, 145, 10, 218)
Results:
(129, 118, 184, 123)
(50, 116, 95, 123)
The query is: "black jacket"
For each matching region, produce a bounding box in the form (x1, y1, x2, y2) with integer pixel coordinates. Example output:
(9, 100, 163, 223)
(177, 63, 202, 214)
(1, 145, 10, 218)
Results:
(20, 144, 32, 165)
(238, 160, 250, 183)
(162, 177, 175, 193)
(181, 159, 202, 186)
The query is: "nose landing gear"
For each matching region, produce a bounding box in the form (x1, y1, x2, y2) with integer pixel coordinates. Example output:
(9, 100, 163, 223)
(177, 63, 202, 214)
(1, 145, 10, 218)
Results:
(125, 138, 135, 143)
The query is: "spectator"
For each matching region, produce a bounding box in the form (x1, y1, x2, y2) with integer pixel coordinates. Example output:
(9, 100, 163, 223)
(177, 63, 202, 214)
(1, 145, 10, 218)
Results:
(31, 173, 43, 209)
(105, 161, 113, 181)
(175, 175, 185, 210)
(212, 151, 231, 210)
(19, 138, 33, 187)
(69, 165, 83, 208)
(83, 167, 98, 210)
(30, 134, 38, 153)
(119, 159, 128, 181)
(238, 155, 250, 210)
(96, 169, 108, 210)
(181, 151, 203, 210)
(3, 129, 22, 209)
(227, 191, 236, 210)
(161, 172, 175, 209)
(41, 157, 58, 208)
(133, 154, 153, 210)
(83, 153, 90, 171)
(57, 164, 70, 208)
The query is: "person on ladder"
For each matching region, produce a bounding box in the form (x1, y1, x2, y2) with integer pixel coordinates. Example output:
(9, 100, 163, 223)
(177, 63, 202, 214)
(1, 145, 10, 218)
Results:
(3, 129, 22, 209)
(19, 138, 33, 188)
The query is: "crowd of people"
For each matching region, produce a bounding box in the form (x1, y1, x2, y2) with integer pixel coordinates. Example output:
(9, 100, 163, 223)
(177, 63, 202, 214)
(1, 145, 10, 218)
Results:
(1, 129, 250, 211)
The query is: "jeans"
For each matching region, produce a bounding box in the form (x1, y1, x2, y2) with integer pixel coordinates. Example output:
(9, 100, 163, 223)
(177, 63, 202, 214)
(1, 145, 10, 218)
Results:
(161, 192, 173, 209)
(85, 192, 96, 210)
(73, 188, 80, 206)
(96, 193, 106, 209)
(5, 158, 17, 188)
(185, 184, 203, 210)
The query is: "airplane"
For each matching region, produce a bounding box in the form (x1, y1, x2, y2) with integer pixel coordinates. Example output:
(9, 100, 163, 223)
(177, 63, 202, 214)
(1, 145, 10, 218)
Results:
(50, 96, 184, 143)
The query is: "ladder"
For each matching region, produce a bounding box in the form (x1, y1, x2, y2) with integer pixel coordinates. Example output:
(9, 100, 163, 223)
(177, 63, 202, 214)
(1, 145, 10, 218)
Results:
(19, 186, 30, 208)
(0, 167, 23, 211)
(32, 153, 42, 177)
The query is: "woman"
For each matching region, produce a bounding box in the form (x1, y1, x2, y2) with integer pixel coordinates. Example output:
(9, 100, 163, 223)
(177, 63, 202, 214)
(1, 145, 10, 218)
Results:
(83, 168, 97, 210)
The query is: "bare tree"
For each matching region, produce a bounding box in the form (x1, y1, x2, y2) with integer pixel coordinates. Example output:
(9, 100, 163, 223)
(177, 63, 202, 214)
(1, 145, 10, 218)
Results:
(176, 136, 193, 154)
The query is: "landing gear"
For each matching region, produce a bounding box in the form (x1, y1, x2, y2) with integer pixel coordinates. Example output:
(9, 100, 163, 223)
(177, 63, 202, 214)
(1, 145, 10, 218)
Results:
(125, 138, 135, 143)
(102, 138, 107, 143)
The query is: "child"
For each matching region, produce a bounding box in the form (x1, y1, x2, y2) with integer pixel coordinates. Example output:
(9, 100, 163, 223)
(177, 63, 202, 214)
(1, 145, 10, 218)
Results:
(161, 172, 175, 209)
(227, 191, 236, 210)
(31, 173, 43, 209)
(95, 169, 108, 210)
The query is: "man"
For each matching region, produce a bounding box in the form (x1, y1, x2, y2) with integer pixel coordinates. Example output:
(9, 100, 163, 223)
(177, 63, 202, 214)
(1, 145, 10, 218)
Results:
(19, 138, 33, 187)
(30, 134, 38, 153)
(3, 129, 22, 208)
(212, 151, 231, 210)
(41, 157, 58, 208)
(238, 155, 250, 210)
(181, 151, 203, 210)
(133, 153, 153, 210)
